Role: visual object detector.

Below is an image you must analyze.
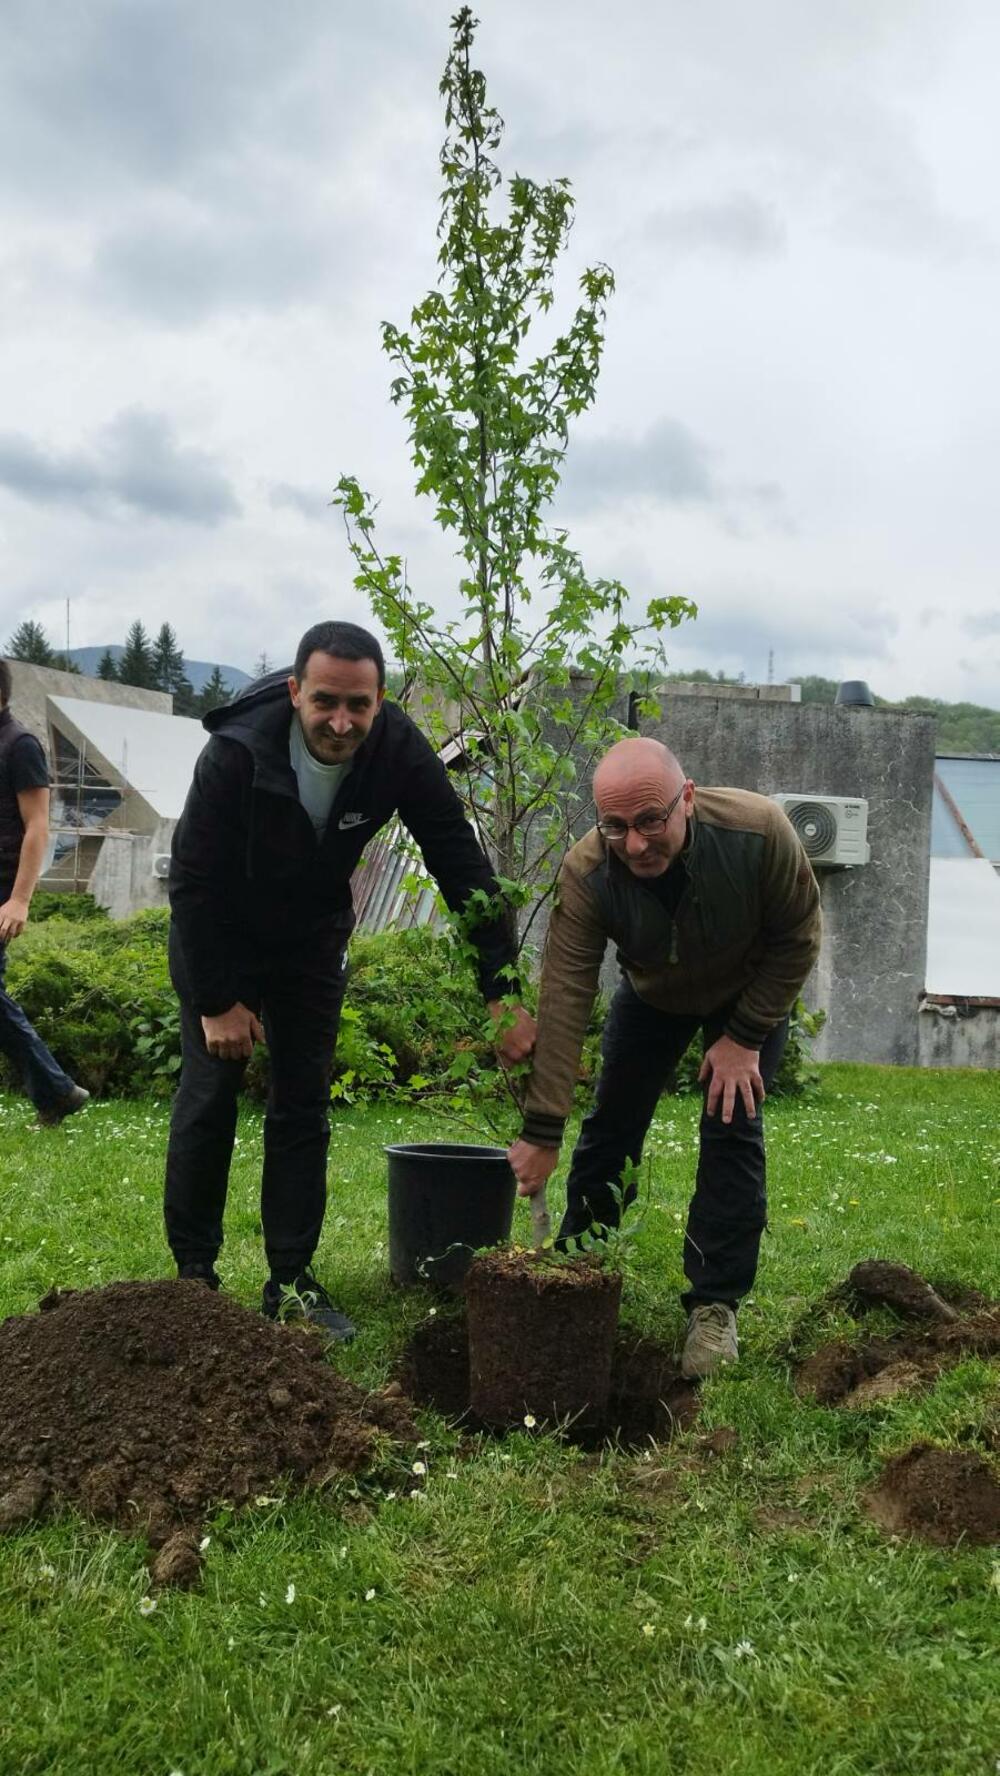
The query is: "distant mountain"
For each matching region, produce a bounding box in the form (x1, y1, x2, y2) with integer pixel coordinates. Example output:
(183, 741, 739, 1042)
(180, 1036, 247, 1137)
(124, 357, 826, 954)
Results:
(67, 647, 252, 695)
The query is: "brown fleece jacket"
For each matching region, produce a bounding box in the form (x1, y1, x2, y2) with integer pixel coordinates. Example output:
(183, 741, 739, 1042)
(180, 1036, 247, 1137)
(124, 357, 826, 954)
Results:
(520, 787, 822, 1147)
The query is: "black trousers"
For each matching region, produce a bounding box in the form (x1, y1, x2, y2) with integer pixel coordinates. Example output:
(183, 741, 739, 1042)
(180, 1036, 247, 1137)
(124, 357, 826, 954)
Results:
(558, 978, 789, 1311)
(164, 929, 348, 1279)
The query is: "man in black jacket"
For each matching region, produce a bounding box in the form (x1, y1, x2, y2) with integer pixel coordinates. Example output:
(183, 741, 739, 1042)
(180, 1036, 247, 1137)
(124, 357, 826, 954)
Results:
(166, 620, 534, 1339)
(0, 658, 89, 1126)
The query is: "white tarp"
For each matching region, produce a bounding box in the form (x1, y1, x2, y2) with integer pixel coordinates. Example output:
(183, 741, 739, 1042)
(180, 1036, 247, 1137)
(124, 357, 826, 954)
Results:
(925, 856, 1000, 997)
(49, 697, 206, 820)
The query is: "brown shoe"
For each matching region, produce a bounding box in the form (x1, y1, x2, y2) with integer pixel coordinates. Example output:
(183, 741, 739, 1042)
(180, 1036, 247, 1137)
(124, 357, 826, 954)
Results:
(681, 1303, 738, 1380)
(36, 1085, 91, 1127)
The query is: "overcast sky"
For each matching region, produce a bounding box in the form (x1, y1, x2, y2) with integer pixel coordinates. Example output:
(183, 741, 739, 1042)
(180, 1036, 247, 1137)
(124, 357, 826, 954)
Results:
(3, 0, 999, 704)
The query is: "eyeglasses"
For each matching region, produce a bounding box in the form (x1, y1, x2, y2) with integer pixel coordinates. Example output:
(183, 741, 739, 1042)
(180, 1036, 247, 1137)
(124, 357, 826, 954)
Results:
(596, 783, 687, 843)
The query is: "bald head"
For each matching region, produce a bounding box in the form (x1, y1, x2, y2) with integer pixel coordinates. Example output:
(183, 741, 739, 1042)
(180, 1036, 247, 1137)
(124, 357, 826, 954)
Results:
(593, 737, 685, 805)
(592, 738, 693, 876)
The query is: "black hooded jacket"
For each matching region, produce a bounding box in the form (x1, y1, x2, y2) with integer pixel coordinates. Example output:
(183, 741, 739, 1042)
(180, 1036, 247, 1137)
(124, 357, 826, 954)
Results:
(169, 673, 517, 1016)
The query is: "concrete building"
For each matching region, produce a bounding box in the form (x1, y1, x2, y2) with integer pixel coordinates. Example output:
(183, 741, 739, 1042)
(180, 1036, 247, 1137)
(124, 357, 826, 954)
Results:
(2, 659, 204, 917)
(638, 688, 936, 1066)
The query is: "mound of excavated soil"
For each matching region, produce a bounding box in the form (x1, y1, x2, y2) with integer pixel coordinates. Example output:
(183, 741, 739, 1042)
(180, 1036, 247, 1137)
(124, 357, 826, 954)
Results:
(795, 1261, 1000, 1408)
(0, 1281, 416, 1560)
(398, 1311, 699, 1448)
(846, 1261, 958, 1323)
(866, 1444, 1000, 1546)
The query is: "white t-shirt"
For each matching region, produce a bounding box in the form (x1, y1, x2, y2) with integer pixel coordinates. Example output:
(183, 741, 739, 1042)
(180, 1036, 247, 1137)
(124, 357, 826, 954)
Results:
(290, 716, 352, 838)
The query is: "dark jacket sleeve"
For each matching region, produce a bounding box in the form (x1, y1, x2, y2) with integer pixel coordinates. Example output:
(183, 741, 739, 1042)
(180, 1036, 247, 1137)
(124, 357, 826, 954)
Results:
(394, 728, 520, 1002)
(168, 738, 252, 1017)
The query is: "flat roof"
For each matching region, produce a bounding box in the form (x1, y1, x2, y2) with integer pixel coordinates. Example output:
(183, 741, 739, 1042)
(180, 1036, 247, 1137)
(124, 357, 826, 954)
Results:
(48, 697, 206, 820)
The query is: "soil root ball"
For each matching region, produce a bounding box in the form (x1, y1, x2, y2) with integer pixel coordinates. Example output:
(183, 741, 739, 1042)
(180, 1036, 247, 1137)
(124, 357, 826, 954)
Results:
(0, 1280, 417, 1572)
(866, 1444, 1000, 1545)
(466, 1250, 622, 1429)
(847, 1261, 959, 1323)
(399, 1305, 698, 1449)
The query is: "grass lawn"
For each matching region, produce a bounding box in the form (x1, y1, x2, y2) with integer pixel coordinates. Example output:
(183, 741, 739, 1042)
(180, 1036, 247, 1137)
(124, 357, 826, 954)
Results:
(1, 1063, 998, 1776)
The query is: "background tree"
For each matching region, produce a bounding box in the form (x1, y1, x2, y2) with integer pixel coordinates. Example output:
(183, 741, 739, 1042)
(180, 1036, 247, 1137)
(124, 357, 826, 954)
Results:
(195, 665, 232, 716)
(151, 624, 185, 694)
(253, 651, 273, 678)
(117, 621, 158, 690)
(97, 648, 119, 681)
(7, 620, 55, 665)
(336, 8, 693, 946)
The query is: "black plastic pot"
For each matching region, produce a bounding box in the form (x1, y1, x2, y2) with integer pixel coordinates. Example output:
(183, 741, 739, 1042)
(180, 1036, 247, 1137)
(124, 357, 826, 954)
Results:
(385, 1142, 516, 1289)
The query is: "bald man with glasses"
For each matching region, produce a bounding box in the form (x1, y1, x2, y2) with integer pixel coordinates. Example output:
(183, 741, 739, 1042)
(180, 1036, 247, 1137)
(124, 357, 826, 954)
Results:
(508, 737, 822, 1380)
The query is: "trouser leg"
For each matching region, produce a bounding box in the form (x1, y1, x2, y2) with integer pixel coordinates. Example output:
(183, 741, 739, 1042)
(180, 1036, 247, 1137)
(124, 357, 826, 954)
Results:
(259, 948, 347, 1280)
(559, 979, 700, 1240)
(681, 1012, 790, 1312)
(0, 935, 76, 1110)
(164, 998, 246, 1267)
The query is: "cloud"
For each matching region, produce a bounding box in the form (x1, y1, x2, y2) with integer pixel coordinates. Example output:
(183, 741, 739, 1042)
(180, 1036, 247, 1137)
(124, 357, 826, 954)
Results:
(559, 419, 788, 530)
(0, 410, 240, 525)
(562, 419, 718, 509)
(269, 483, 334, 522)
(94, 203, 339, 324)
(643, 193, 786, 258)
(963, 610, 1000, 639)
(0, 0, 427, 211)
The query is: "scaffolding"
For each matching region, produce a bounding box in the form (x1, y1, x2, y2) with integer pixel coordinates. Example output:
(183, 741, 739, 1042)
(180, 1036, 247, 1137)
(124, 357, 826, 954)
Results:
(43, 727, 133, 894)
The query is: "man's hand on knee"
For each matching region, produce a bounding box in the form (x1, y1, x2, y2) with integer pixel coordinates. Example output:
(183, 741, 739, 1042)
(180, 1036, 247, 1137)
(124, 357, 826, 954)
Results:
(698, 1034, 765, 1123)
(201, 1002, 265, 1062)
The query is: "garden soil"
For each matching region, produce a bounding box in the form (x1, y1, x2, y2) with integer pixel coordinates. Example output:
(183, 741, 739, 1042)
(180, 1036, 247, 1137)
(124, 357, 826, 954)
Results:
(794, 1260, 1000, 1407)
(399, 1308, 700, 1447)
(0, 1280, 417, 1567)
(792, 1259, 1000, 1547)
(866, 1445, 1000, 1545)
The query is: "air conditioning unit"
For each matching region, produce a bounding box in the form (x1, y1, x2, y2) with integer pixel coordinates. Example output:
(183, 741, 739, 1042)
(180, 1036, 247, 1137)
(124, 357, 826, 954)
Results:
(151, 853, 171, 880)
(771, 795, 870, 867)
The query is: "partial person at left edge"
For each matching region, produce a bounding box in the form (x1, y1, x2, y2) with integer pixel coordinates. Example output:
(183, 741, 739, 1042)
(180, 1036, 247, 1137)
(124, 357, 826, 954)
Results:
(0, 658, 90, 1126)
(165, 619, 536, 1342)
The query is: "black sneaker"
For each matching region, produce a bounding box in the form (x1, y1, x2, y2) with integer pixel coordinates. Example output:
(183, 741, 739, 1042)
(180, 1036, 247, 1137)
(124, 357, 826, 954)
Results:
(36, 1085, 90, 1128)
(177, 1262, 222, 1290)
(262, 1271, 356, 1343)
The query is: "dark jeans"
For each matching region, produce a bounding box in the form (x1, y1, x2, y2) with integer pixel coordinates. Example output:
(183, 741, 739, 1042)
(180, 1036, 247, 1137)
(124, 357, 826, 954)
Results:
(164, 928, 349, 1280)
(0, 885, 76, 1111)
(559, 978, 789, 1311)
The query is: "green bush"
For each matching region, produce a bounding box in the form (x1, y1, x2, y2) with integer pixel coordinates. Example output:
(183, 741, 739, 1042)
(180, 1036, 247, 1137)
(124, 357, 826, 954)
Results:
(0, 909, 174, 1096)
(0, 916, 513, 1101)
(2, 912, 822, 1104)
(27, 891, 109, 925)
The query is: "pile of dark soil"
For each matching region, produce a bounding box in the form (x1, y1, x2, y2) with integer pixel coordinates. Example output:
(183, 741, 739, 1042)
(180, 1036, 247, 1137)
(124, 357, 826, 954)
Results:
(866, 1444, 1000, 1546)
(0, 1281, 416, 1576)
(398, 1309, 699, 1448)
(795, 1261, 999, 1408)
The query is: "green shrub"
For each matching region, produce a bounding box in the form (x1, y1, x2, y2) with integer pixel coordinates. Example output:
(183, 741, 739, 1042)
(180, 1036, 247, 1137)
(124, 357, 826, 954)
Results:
(28, 891, 109, 924)
(2, 913, 823, 1105)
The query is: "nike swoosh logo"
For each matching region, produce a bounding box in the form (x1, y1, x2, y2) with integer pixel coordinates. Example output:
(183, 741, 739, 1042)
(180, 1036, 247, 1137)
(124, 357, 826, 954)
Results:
(338, 813, 370, 830)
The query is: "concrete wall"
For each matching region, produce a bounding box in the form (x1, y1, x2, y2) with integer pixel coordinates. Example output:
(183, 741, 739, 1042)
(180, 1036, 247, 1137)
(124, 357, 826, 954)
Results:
(88, 821, 175, 920)
(3, 659, 171, 753)
(917, 1001, 1000, 1070)
(639, 696, 937, 1064)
